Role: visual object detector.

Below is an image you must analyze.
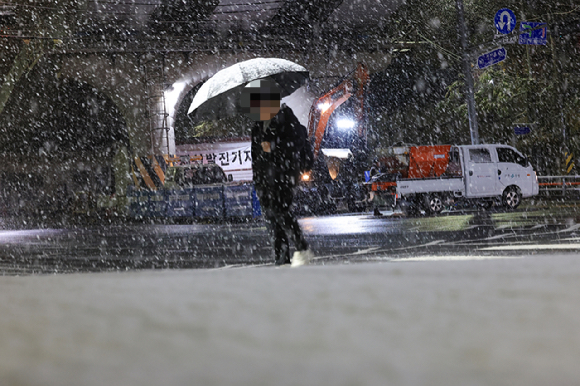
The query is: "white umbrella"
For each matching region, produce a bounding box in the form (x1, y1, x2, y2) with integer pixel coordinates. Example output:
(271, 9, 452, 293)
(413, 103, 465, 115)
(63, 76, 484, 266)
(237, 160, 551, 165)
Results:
(187, 57, 308, 121)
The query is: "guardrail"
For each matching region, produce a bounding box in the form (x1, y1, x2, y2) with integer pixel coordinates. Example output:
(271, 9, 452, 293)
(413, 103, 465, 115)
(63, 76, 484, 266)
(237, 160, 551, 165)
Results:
(538, 175, 580, 197)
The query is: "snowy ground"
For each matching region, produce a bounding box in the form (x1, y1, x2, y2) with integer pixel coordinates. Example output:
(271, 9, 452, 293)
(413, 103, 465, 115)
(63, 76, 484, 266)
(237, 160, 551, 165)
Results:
(1, 253, 580, 386)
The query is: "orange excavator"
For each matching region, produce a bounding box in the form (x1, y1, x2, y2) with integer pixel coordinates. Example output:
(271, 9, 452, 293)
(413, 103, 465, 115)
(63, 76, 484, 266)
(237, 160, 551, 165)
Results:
(295, 63, 370, 214)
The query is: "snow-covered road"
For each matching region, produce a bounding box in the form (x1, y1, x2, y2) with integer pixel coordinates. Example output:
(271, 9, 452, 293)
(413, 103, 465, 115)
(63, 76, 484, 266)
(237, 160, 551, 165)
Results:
(2, 253, 580, 386)
(2, 202, 580, 273)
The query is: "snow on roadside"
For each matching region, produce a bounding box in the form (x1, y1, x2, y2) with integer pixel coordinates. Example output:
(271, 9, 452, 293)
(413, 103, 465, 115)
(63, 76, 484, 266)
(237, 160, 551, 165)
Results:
(1, 254, 579, 386)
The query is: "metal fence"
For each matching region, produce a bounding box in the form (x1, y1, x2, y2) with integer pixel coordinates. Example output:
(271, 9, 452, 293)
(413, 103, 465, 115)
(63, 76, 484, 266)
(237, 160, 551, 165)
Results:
(538, 176, 580, 197)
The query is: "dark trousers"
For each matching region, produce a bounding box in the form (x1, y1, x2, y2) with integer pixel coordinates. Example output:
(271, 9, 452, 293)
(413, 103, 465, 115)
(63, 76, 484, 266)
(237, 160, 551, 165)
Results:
(256, 184, 308, 264)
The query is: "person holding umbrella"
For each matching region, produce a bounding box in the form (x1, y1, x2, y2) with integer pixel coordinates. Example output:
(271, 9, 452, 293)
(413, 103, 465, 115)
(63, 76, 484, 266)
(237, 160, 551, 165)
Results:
(241, 78, 313, 266)
(187, 58, 313, 266)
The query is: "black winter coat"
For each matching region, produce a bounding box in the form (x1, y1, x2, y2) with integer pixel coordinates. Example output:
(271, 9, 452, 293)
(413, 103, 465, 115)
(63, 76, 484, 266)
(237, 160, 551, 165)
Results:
(251, 105, 308, 189)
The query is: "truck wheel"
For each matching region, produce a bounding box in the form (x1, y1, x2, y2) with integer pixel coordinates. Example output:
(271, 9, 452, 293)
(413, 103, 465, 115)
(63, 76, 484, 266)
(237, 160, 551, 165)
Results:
(502, 187, 521, 210)
(426, 194, 443, 215)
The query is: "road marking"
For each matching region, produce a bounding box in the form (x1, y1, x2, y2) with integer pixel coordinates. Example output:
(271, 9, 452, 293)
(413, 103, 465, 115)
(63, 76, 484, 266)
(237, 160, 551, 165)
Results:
(311, 246, 382, 260)
(561, 237, 580, 241)
(485, 234, 510, 240)
(557, 224, 580, 233)
(480, 243, 580, 251)
(383, 239, 448, 253)
(422, 240, 446, 246)
(208, 263, 272, 270)
(208, 264, 247, 270)
(351, 247, 381, 255)
(396, 255, 523, 262)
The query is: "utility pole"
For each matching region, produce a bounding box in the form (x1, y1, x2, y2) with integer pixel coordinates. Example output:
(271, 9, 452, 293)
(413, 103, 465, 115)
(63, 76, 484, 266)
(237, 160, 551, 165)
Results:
(456, 0, 479, 145)
(548, 15, 568, 157)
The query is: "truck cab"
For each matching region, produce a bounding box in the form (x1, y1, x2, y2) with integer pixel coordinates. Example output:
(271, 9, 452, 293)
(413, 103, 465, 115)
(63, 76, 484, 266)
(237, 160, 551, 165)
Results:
(462, 144, 539, 207)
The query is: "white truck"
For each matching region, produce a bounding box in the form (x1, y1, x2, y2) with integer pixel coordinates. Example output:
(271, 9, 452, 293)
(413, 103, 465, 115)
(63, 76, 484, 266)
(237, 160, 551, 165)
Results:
(369, 144, 539, 215)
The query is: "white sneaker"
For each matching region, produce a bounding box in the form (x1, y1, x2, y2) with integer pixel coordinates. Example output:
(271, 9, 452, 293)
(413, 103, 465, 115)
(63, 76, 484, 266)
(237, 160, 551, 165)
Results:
(291, 249, 313, 267)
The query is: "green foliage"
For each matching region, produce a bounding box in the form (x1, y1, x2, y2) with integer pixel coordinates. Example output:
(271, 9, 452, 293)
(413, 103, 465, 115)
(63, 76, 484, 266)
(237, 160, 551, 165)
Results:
(371, 0, 580, 174)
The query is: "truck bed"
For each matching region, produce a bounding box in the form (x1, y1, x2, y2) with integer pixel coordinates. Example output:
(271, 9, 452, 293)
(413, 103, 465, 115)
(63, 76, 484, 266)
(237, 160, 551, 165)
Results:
(397, 177, 464, 195)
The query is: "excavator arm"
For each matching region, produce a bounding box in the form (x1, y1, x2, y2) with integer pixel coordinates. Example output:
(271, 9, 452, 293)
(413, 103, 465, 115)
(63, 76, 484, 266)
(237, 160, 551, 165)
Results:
(308, 81, 352, 159)
(307, 63, 369, 160)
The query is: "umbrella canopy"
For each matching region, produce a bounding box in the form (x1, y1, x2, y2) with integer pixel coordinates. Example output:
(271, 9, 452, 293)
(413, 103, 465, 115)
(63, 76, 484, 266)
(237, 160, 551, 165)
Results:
(187, 57, 308, 122)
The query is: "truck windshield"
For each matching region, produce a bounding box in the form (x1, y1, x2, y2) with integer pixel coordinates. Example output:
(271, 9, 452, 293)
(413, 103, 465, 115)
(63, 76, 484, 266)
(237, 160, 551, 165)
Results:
(497, 147, 528, 167)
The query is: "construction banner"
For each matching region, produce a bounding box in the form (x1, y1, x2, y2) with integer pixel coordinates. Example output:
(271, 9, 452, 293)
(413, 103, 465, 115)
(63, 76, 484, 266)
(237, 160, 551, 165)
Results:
(176, 141, 253, 181)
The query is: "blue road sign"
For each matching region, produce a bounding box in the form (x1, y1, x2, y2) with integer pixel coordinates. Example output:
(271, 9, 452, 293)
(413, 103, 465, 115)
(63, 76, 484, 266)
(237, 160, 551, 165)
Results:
(477, 47, 507, 69)
(494, 8, 516, 34)
(519, 22, 547, 45)
(514, 126, 531, 135)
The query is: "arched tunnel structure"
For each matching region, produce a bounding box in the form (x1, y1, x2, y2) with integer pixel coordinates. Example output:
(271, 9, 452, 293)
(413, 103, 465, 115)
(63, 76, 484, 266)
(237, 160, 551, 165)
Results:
(0, 61, 132, 222)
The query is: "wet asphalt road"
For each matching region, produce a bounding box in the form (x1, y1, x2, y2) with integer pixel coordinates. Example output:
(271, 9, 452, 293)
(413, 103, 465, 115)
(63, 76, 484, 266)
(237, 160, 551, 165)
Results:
(1, 199, 580, 275)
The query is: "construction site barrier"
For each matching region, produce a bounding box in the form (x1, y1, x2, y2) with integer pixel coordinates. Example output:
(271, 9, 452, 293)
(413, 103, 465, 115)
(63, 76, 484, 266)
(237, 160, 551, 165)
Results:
(194, 185, 224, 218)
(166, 189, 195, 218)
(128, 183, 261, 219)
(127, 186, 146, 217)
(538, 176, 580, 197)
(224, 184, 255, 218)
(147, 190, 167, 217)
